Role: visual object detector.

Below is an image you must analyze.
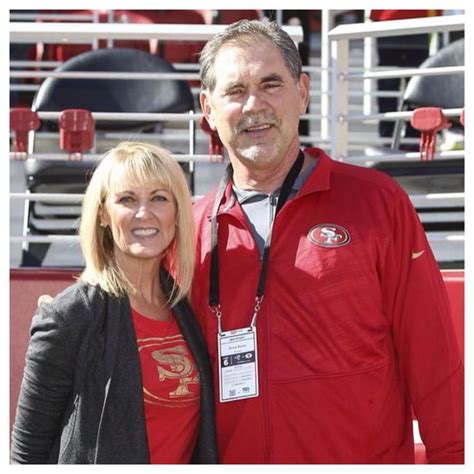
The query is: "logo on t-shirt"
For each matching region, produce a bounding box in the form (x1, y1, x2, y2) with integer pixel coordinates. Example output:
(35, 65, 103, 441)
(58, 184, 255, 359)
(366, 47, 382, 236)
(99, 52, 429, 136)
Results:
(152, 344, 199, 398)
(138, 334, 200, 407)
(308, 224, 351, 248)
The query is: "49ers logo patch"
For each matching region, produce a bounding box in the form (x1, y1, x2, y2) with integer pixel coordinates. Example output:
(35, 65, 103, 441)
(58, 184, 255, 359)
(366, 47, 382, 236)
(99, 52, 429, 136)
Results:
(308, 224, 351, 248)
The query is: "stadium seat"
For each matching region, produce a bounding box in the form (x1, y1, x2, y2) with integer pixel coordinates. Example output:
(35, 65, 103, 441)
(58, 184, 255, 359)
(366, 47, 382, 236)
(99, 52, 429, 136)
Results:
(135, 10, 206, 64)
(391, 38, 464, 148)
(213, 10, 261, 24)
(33, 47, 194, 129)
(21, 47, 194, 267)
(10, 43, 37, 107)
(42, 10, 155, 62)
(369, 39, 464, 263)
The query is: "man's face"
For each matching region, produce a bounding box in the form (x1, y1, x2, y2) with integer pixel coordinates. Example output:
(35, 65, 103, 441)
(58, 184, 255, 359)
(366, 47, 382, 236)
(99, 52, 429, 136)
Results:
(200, 40, 309, 167)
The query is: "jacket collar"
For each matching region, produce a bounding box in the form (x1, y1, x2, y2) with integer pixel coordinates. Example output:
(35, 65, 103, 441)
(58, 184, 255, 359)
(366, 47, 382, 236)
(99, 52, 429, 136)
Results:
(298, 147, 332, 196)
(208, 147, 332, 218)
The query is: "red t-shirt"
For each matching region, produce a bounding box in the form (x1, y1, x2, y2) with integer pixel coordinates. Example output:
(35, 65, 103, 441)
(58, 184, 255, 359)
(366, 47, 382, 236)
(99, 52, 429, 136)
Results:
(132, 308, 200, 464)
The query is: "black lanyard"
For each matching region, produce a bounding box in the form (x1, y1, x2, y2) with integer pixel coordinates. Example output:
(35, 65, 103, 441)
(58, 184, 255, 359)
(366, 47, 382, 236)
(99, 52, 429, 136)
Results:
(209, 150, 305, 319)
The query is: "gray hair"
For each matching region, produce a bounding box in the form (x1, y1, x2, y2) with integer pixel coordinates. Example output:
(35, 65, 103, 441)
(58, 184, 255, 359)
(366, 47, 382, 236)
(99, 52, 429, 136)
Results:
(199, 19, 302, 91)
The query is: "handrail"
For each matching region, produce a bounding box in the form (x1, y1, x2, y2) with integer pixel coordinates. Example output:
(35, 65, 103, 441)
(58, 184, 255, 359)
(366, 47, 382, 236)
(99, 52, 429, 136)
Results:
(347, 65, 464, 80)
(36, 111, 202, 122)
(10, 193, 84, 203)
(10, 191, 465, 205)
(10, 13, 95, 22)
(328, 14, 464, 40)
(328, 14, 465, 160)
(9, 60, 378, 75)
(349, 150, 464, 162)
(24, 110, 322, 123)
(346, 108, 463, 122)
(10, 22, 303, 44)
(9, 153, 222, 163)
(10, 70, 200, 81)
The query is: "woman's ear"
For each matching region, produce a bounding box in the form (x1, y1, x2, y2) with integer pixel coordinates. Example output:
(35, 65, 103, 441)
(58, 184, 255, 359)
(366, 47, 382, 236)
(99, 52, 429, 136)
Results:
(99, 205, 110, 228)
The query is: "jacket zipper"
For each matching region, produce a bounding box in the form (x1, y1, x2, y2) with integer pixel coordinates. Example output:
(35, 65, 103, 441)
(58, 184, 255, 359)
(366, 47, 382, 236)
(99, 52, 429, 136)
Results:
(220, 197, 275, 461)
(268, 193, 278, 249)
(263, 193, 279, 462)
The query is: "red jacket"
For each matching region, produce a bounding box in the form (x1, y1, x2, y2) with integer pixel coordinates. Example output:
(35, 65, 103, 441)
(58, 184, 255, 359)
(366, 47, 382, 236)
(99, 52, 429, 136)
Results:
(192, 148, 464, 463)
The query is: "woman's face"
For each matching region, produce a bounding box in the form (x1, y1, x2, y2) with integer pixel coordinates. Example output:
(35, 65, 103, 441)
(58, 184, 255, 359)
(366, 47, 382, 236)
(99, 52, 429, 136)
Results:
(100, 167, 177, 265)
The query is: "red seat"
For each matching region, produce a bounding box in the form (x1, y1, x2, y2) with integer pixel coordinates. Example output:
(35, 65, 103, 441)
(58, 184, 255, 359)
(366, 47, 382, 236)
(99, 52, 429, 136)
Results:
(214, 10, 261, 24)
(41, 10, 154, 63)
(136, 10, 206, 64)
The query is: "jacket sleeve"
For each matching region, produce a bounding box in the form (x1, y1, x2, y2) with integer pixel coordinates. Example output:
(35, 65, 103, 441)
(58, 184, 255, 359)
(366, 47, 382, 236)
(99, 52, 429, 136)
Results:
(10, 300, 83, 463)
(382, 188, 464, 464)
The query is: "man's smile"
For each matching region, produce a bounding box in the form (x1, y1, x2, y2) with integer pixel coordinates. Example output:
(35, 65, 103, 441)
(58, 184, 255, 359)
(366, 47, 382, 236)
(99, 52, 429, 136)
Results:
(244, 123, 274, 133)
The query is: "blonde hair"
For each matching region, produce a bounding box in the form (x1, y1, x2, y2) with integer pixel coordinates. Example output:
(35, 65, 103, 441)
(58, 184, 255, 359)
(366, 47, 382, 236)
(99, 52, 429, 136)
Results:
(79, 141, 195, 307)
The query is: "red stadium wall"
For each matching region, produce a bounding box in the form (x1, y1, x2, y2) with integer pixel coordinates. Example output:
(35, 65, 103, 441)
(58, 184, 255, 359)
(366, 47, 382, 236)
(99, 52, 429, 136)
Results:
(9, 268, 464, 460)
(10, 269, 80, 432)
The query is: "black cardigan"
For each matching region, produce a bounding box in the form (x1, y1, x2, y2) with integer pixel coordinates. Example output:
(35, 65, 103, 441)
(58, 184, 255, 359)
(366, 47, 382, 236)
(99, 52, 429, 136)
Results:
(11, 270, 218, 464)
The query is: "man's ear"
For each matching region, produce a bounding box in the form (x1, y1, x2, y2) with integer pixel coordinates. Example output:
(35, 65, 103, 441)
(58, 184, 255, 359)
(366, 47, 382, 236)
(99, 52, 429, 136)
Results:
(199, 90, 217, 131)
(298, 73, 311, 115)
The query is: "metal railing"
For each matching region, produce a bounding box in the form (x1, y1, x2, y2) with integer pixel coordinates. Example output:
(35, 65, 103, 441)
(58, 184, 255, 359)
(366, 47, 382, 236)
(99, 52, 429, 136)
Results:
(10, 22, 303, 44)
(328, 14, 464, 160)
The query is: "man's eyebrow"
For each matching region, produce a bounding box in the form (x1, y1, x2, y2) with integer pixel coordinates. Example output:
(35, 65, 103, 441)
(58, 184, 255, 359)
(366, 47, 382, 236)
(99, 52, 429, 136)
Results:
(261, 73, 285, 83)
(223, 81, 244, 91)
(220, 74, 285, 94)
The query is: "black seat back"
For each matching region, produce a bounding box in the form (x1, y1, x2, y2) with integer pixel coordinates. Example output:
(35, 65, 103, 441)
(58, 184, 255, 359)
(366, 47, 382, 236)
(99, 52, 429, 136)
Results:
(403, 38, 464, 110)
(21, 48, 195, 266)
(375, 39, 465, 260)
(33, 47, 194, 130)
(391, 38, 464, 148)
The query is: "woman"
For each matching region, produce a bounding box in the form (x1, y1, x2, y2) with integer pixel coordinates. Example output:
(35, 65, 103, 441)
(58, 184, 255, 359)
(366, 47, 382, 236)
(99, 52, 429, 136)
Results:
(11, 142, 218, 464)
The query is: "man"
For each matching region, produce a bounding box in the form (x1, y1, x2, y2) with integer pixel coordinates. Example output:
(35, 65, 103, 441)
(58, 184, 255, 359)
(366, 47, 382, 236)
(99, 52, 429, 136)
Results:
(192, 19, 464, 463)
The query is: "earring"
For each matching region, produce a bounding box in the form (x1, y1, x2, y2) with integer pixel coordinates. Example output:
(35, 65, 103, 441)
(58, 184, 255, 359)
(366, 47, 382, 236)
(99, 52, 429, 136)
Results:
(100, 222, 106, 228)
